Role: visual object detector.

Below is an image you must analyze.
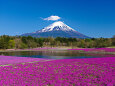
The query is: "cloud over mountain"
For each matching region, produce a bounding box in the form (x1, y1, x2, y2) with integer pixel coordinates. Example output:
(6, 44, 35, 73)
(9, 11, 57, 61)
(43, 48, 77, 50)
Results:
(43, 15, 61, 21)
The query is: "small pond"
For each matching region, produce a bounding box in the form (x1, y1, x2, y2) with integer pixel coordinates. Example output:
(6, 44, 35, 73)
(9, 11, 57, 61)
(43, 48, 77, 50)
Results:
(0, 50, 115, 59)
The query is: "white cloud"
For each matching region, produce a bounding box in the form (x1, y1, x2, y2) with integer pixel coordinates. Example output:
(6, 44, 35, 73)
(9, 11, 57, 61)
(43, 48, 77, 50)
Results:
(43, 15, 61, 21)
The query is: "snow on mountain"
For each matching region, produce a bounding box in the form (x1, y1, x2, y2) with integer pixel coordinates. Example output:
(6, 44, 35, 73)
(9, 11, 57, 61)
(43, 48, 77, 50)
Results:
(21, 21, 90, 38)
(36, 21, 76, 33)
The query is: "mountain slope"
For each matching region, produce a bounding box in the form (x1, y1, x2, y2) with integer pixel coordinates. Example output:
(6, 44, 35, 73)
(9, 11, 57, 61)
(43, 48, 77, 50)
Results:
(22, 21, 90, 38)
(37, 21, 76, 32)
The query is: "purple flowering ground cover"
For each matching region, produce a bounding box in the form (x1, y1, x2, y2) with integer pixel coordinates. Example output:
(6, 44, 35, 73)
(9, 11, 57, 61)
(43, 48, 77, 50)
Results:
(0, 56, 114, 86)
(0, 55, 51, 65)
(69, 48, 115, 52)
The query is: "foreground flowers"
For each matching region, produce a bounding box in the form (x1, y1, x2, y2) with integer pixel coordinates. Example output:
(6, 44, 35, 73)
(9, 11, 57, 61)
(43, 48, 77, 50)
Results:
(0, 57, 114, 86)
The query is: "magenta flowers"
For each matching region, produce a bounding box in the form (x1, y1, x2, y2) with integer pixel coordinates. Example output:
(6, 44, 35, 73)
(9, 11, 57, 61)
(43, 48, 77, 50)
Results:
(0, 56, 114, 86)
(0, 55, 51, 65)
(69, 48, 115, 52)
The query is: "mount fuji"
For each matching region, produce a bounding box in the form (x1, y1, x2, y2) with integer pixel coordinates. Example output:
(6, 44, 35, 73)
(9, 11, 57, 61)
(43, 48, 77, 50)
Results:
(22, 21, 90, 38)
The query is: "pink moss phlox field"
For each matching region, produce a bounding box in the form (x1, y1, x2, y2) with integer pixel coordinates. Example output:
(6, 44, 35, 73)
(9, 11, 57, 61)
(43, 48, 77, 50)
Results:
(87, 53, 115, 57)
(0, 55, 51, 65)
(69, 48, 115, 52)
(0, 57, 114, 86)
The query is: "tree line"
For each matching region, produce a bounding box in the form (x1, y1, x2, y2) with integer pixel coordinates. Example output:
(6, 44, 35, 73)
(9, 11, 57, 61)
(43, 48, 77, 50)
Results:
(0, 35, 115, 49)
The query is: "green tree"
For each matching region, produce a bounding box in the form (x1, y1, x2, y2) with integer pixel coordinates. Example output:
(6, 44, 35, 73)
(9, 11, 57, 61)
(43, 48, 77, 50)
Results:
(27, 40, 37, 48)
(112, 35, 115, 46)
(20, 43, 28, 49)
(80, 40, 85, 48)
(37, 38, 44, 47)
(0, 36, 9, 49)
(14, 38, 21, 49)
(21, 36, 28, 44)
(8, 40, 15, 49)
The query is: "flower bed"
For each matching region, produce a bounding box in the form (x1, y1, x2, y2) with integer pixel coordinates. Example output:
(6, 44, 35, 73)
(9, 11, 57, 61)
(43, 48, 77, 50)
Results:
(0, 57, 114, 86)
(0, 55, 51, 65)
(69, 48, 115, 52)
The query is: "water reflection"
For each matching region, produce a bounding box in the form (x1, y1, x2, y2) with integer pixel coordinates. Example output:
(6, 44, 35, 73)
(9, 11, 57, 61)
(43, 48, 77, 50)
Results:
(0, 50, 115, 59)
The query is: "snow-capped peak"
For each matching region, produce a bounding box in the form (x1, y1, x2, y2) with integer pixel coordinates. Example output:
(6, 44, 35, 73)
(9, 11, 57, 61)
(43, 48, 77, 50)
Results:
(50, 21, 65, 27)
(37, 21, 76, 32)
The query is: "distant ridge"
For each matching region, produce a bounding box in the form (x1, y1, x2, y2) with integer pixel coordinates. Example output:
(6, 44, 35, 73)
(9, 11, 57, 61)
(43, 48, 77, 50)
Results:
(22, 21, 90, 38)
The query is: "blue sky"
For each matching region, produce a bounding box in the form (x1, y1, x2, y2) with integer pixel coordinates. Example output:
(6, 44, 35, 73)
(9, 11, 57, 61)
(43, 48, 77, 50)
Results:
(0, 0, 115, 38)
